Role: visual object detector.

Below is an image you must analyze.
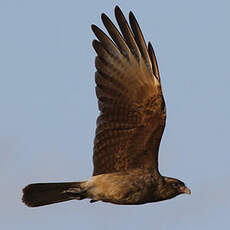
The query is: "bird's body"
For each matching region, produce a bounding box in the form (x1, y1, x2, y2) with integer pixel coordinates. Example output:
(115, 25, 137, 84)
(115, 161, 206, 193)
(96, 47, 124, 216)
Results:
(22, 6, 190, 208)
(23, 170, 189, 207)
(83, 170, 190, 204)
(83, 169, 160, 205)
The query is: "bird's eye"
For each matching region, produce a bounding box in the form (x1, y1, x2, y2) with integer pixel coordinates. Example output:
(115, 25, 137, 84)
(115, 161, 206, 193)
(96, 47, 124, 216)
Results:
(172, 182, 180, 188)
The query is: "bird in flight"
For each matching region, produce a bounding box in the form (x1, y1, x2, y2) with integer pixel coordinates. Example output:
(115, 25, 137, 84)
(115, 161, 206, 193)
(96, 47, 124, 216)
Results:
(22, 5, 191, 207)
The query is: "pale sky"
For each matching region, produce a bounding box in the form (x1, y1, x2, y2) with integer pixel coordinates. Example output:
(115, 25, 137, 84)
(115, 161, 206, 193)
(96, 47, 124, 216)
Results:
(0, 0, 230, 229)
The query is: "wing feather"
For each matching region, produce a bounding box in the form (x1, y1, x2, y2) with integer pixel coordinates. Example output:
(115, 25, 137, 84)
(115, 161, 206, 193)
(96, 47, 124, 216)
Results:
(148, 42, 161, 82)
(129, 11, 152, 70)
(92, 6, 166, 176)
(91, 25, 120, 58)
(101, 13, 130, 58)
(114, 6, 141, 60)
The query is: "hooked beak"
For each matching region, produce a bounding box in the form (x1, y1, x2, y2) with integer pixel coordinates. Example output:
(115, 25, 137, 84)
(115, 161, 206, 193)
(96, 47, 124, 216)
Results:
(181, 186, 191, 195)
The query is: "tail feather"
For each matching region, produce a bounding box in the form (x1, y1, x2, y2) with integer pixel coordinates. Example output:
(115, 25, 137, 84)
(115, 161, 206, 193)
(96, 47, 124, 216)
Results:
(22, 182, 86, 207)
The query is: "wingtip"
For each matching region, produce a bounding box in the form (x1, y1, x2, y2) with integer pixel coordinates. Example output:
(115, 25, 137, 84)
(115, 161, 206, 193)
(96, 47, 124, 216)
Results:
(91, 24, 101, 35)
(114, 5, 122, 17)
(92, 39, 100, 50)
(148, 42, 157, 58)
(101, 12, 110, 24)
(129, 11, 135, 20)
(114, 5, 121, 12)
(91, 24, 96, 31)
(148, 41, 153, 50)
(101, 13, 106, 20)
(129, 11, 138, 29)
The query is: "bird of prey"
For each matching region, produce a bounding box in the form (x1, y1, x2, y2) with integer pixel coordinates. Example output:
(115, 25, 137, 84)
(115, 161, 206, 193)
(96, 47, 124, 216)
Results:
(22, 6, 191, 207)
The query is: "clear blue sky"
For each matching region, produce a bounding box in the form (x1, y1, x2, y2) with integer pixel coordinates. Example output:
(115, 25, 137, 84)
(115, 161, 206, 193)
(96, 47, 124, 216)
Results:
(1, 0, 229, 229)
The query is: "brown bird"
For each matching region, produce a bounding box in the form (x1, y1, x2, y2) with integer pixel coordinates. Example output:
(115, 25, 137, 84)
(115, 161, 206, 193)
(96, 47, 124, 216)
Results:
(22, 6, 191, 207)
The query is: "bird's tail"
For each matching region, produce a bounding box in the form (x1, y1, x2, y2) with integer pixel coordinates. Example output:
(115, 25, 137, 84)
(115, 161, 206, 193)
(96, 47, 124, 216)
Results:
(22, 181, 87, 207)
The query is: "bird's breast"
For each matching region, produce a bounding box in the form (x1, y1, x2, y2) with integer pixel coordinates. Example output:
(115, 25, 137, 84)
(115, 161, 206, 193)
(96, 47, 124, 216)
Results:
(83, 169, 159, 204)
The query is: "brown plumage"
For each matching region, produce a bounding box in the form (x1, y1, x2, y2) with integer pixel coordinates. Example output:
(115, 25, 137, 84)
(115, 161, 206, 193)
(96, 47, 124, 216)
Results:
(22, 6, 190, 208)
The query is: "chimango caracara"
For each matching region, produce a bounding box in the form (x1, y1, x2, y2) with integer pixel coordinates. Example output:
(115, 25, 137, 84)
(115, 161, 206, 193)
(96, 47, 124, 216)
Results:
(22, 6, 191, 207)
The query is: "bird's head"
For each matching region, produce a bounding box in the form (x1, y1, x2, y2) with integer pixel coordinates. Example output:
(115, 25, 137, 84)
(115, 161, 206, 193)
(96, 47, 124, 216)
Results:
(159, 177, 191, 200)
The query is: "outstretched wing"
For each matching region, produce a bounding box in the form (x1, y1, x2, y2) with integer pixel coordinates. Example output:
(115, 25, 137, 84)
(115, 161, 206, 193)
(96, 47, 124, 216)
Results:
(92, 6, 166, 176)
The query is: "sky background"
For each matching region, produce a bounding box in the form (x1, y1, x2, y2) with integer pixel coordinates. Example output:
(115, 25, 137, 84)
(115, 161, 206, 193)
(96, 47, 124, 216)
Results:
(0, 0, 229, 229)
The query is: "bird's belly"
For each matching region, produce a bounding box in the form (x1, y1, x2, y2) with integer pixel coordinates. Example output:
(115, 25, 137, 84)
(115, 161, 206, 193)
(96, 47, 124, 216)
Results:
(83, 171, 156, 204)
